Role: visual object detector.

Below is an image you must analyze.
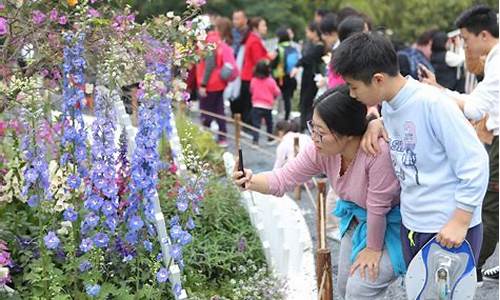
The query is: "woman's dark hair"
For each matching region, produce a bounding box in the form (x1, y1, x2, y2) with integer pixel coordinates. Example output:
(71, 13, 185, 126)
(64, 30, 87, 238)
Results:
(307, 21, 322, 39)
(249, 17, 263, 31)
(338, 16, 366, 42)
(333, 32, 399, 84)
(254, 59, 271, 78)
(216, 17, 233, 45)
(276, 26, 291, 43)
(313, 84, 367, 136)
(431, 31, 448, 52)
(455, 5, 499, 38)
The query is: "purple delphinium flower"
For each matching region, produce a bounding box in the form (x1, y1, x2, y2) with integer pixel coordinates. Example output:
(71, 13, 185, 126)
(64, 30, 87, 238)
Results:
(20, 124, 51, 206)
(61, 32, 88, 178)
(79, 260, 92, 272)
(179, 231, 192, 246)
(67, 174, 81, 190)
(156, 267, 169, 283)
(63, 207, 78, 222)
(79, 238, 93, 253)
(85, 283, 100, 297)
(172, 283, 183, 296)
(93, 232, 109, 248)
(127, 215, 144, 232)
(143, 240, 153, 252)
(43, 231, 60, 250)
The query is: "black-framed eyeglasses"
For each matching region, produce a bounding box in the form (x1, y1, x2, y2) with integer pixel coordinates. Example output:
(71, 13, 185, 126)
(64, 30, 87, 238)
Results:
(307, 120, 329, 143)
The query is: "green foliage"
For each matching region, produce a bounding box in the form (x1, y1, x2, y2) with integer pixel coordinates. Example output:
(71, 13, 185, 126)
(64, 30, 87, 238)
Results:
(158, 176, 284, 298)
(175, 113, 226, 176)
(131, 0, 499, 43)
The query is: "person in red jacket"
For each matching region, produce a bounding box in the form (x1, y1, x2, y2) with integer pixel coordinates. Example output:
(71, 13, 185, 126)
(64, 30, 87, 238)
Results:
(196, 17, 235, 147)
(232, 17, 274, 128)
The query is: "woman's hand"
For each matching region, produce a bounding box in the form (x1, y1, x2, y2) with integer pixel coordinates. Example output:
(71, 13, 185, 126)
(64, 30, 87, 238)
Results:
(361, 118, 388, 155)
(350, 248, 382, 282)
(232, 159, 253, 190)
(198, 87, 207, 98)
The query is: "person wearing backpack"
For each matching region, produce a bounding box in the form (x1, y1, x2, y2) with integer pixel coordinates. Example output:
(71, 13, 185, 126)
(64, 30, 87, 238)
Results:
(196, 17, 239, 148)
(271, 27, 300, 120)
(397, 29, 437, 80)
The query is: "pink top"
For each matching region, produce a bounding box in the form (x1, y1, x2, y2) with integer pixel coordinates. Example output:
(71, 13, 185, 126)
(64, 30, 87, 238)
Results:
(264, 139, 400, 250)
(250, 76, 281, 109)
(327, 63, 345, 88)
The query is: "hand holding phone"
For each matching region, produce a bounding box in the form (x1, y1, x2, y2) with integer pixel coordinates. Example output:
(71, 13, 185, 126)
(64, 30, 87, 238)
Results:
(238, 149, 246, 188)
(418, 64, 428, 79)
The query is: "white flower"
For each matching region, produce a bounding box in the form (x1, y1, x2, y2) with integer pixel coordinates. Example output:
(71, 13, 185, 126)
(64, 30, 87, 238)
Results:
(0, 267, 9, 279)
(167, 11, 175, 18)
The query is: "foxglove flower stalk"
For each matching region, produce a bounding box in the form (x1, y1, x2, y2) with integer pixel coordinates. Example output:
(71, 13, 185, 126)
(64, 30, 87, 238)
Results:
(60, 32, 88, 181)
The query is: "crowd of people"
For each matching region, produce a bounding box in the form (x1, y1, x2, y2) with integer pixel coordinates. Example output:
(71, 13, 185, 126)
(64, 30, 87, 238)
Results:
(190, 4, 498, 299)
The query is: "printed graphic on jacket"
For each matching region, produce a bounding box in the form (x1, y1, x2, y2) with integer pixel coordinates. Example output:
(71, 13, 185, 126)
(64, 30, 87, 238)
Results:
(389, 121, 421, 185)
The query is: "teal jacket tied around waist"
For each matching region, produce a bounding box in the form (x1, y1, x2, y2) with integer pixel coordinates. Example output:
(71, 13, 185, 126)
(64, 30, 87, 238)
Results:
(334, 199, 407, 276)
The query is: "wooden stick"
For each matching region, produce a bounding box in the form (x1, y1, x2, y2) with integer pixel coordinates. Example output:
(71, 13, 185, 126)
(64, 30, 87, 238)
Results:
(234, 113, 242, 152)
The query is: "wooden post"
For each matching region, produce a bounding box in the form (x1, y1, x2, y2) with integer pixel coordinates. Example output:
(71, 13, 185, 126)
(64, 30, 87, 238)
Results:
(315, 180, 333, 300)
(316, 249, 333, 300)
(234, 113, 242, 152)
(294, 137, 301, 201)
(131, 87, 138, 127)
(316, 181, 327, 249)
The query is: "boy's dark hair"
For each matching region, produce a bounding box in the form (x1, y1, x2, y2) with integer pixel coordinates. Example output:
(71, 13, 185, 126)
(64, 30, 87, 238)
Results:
(313, 84, 367, 136)
(333, 32, 399, 84)
(307, 21, 322, 38)
(416, 29, 438, 46)
(455, 5, 499, 38)
(315, 8, 329, 18)
(276, 26, 291, 43)
(254, 59, 271, 78)
(431, 31, 448, 52)
(319, 13, 338, 34)
(338, 16, 366, 42)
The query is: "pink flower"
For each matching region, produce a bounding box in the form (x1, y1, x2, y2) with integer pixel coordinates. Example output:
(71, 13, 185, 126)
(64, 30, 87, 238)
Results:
(40, 69, 49, 77)
(0, 17, 7, 36)
(186, 0, 206, 7)
(32, 10, 46, 25)
(58, 15, 68, 25)
(88, 8, 100, 18)
(49, 9, 58, 22)
(0, 4, 5, 11)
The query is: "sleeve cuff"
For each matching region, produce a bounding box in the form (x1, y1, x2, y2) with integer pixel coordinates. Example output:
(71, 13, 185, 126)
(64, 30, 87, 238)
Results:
(456, 202, 476, 213)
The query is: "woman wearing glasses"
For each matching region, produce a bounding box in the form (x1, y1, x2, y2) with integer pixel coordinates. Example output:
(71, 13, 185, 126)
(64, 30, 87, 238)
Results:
(233, 84, 405, 299)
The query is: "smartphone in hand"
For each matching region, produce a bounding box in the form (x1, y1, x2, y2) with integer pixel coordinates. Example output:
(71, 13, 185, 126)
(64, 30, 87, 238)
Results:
(418, 65, 428, 79)
(238, 149, 246, 188)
